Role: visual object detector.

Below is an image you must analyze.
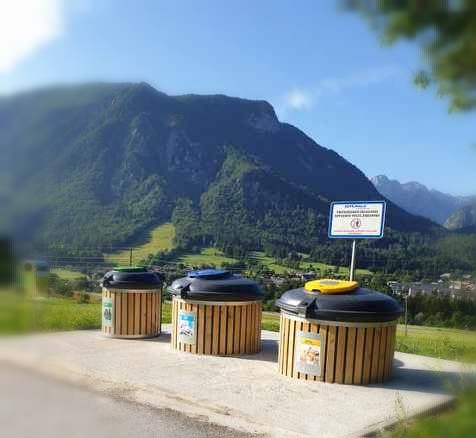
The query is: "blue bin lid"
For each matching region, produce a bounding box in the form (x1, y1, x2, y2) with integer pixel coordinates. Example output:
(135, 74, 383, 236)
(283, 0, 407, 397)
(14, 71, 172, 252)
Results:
(169, 269, 264, 302)
(187, 269, 230, 280)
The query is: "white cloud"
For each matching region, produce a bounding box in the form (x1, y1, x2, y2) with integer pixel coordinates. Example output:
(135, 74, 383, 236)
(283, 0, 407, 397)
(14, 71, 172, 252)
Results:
(317, 66, 401, 94)
(0, 0, 63, 73)
(283, 88, 314, 110)
(280, 66, 401, 114)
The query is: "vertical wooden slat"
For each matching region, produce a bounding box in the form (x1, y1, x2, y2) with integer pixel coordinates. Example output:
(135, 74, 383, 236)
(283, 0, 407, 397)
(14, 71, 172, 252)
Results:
(115, 292, 121, 336)
(278, 313, 284, 373)
(249, 304, 256, 353)
(370, 327, 382, 383)
(325, 326, 337, 383)
(134, 294, 140, 334)
(212, 306, 220, 355)
(386, 325, 396, 379)
(256, 303, 262, 352)
(353, 327, 365, 384)
(377, 326, 387, 382)
(197, 304, 205, 354)
(157, 294, 161, 335)
(335, 326, 347, 384)
(233, 306, 242, 354)
(226, 306, 234, 355)
(287, 320, 296, 378)
(204, 305, 213, 354)
(344, 327, 357, 384)
(239, 305, 247, 353)
(121, 293, 128, 336)
(282, 317, 290, 375)
(246, 304, 253, 353)
(141, 294, 147, 336)
(219, 306, 227, 355)
(362, 328, 374, 384)
(127, 293, 134, 335)
(153, 293, 158, 335)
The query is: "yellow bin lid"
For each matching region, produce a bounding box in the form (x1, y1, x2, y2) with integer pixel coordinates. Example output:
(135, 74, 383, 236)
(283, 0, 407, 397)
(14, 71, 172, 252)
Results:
(304, 279, 359, 294)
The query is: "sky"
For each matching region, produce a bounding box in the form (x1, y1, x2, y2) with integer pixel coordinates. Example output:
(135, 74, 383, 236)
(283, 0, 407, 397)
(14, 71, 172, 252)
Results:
(1, 0, 475, 196)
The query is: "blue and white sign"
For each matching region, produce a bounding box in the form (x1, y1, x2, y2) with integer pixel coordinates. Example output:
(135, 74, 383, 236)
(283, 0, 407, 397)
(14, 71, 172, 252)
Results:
(328, 201, 386, 239)
(178, 310, 196, 345)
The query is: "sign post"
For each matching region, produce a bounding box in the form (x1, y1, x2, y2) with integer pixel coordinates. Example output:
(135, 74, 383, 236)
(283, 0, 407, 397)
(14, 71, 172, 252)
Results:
(328, 201, 386, 280)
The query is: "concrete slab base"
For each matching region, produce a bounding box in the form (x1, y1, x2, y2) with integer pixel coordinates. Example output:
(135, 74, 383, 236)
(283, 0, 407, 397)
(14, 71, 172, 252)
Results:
(0, 327, 470, 438)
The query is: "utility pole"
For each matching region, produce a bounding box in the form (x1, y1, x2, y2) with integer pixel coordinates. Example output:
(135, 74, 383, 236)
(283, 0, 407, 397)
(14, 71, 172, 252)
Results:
(349, 240, 357, 281)
(404, 287, 411, 336)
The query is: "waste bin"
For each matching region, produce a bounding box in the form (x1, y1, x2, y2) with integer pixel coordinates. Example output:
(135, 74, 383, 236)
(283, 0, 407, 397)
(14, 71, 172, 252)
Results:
(276, 279, 402, 385)
(168, 269, 264, 355)
(101, 266, 163, 338)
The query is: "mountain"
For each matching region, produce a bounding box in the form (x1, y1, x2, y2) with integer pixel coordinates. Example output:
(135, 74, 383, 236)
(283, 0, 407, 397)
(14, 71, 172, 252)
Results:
(1, 83, 438, 253)
(372, 175, 473, 225)
(444, 204, 476, 231)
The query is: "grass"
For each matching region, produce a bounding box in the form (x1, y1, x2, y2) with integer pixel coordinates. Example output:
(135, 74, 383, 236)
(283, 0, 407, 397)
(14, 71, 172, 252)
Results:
(0, 292, 100, 334)
(395, 324, 476, 363)
(51, 268, 86, 280)
(104, 222, 175, 265)
(179, 247, 237, 267)
(383, 389, 476, 438)
(250, 251, 372, 276)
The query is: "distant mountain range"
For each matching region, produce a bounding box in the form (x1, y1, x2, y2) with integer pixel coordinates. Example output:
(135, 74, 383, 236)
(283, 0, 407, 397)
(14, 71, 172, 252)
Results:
(444, 204, 476, 232)
(372, 175, 474, 227)
(1, 83, 438, 253)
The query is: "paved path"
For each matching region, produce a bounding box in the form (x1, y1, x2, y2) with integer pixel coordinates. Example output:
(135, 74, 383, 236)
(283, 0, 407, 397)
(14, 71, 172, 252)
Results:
(0, 364, 260, 438)
(0, 328, 471, 438)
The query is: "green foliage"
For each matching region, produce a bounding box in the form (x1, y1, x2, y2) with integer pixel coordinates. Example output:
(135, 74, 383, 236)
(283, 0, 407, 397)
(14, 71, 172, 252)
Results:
(383, 389, 476, 438)
(172, 199, 202, 248)
(345, 1, 476, 112)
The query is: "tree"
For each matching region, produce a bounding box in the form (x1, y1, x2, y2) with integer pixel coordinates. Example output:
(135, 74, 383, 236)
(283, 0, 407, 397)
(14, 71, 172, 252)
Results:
(344, 0, 476, 112)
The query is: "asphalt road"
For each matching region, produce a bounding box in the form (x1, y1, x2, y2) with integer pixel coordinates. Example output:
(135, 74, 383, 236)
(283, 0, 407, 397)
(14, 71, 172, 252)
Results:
(0, 364, 262, 438)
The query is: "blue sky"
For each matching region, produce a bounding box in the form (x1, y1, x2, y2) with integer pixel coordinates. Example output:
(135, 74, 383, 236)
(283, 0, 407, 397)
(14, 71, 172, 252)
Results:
(1, 0, 475, 195)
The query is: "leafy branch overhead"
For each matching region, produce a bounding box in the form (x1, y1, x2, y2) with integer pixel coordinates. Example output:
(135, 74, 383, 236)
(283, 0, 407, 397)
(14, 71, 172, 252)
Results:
(344, 0, 476, 112)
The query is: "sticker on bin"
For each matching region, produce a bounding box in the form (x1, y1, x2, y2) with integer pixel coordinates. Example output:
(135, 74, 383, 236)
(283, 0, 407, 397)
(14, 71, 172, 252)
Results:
(328, 201, 386, 238)
(102, 298, 113, 329)
(294, 331, 322, 376)
(178, 310, 196, 345)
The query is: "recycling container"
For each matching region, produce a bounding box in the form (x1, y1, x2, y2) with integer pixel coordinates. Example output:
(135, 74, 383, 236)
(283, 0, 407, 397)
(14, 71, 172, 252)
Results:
(276, 279, 402, 385)
(100, 267, 163, 338)
(168, 269, 264, 355)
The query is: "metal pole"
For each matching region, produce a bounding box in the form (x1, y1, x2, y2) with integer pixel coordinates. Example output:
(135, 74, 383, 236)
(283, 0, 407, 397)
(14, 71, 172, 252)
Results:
(349, 239, 357, 281)
(129, 248, 133, 266)
(404, 294, 409, 336)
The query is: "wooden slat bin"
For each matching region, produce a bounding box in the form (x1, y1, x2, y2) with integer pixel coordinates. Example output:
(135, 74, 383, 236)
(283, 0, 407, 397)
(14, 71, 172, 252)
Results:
(101, 267, 163, 339)
(278, 313, 397, 384)
(275, 279, 402, 385)
(168, 269, 265, 355)
(171, 298, 262, 355)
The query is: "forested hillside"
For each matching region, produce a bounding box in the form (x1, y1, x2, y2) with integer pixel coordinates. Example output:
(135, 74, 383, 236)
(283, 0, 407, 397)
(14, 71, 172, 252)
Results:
(2, 82, 439, 257)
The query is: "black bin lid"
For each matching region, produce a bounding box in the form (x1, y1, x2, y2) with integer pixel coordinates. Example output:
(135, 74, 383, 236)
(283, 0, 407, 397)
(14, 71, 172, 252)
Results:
(276, 281, 402, 323)
(168, 269, 264, 302)
(101, 266, 163, 290)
